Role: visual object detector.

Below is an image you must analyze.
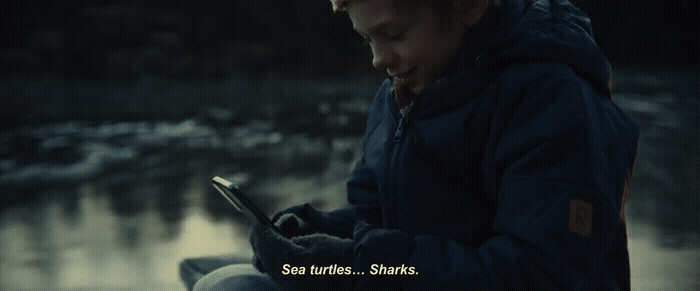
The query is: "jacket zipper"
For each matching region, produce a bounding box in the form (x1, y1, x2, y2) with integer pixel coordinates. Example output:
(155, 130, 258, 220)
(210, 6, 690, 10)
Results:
(390, 117, 406, 166)
(385, 117, 407, 228)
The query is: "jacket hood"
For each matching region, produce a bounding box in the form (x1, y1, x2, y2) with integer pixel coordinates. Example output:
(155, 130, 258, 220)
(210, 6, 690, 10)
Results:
(472, 0, 612, 92)
(394, 0, 612, 119)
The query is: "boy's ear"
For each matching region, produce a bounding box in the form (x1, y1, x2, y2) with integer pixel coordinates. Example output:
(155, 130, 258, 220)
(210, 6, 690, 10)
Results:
(455, 0, 489, 27)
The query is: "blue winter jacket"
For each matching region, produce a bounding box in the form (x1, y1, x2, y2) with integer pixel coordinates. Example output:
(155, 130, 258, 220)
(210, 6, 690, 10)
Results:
(297, 0, 639, 289)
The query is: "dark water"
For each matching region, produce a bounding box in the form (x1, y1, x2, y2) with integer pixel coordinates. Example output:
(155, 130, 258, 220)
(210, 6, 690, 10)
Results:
(1, 69, 698, 290)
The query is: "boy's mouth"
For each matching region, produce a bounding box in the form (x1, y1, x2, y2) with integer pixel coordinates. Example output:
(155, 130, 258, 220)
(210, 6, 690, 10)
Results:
(391, 67, 417, 80)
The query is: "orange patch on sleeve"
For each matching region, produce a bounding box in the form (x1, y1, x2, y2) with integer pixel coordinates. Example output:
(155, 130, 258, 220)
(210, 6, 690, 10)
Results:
(569, 198, 593, 236)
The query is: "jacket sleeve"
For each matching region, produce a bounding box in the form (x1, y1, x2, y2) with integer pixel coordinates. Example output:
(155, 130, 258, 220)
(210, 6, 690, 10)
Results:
(354, 66, 637, 289)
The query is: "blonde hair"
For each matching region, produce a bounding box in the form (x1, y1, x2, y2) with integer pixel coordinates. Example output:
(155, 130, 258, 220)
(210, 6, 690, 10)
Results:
(330, 0, 347, 12)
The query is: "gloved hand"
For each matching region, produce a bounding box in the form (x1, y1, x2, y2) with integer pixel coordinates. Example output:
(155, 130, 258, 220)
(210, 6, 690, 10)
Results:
(351, 221, 416, 290)
(270, 203, 324, 237)
(252, 204, 338, 273)
(274, 212, 315, 238)
(252, 213, 314, 272)
(271, 203, 358, 239)
(249, 223, 354, 290)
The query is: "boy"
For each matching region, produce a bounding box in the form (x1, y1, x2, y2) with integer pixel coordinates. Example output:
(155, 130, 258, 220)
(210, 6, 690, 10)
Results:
(195, 0, 639, 289)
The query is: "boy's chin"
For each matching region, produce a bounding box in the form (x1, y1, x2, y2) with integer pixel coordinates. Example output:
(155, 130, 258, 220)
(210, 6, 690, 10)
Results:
(408, 83, 425, 95)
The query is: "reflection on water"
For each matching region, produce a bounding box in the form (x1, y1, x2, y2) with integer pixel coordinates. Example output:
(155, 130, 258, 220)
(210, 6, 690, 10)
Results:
(0, 185, 252, 290)
(627, 220, 700, 289)
(611, 68, 699, 248)
(1, 69, 698, 290)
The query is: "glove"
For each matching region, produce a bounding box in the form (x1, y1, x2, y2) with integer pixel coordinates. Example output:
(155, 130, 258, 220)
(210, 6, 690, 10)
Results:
(252, 213, 314, 272)
(272, 203, 359, 239)
(249, 224, 355, 290)
(270, 203, 324, 237)
(352, 221, 417, 290)
(274, 212, 316, 238)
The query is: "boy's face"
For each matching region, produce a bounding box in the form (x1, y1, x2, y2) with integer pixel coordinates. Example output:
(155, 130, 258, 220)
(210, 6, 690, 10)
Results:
(347, 0, 469, 95)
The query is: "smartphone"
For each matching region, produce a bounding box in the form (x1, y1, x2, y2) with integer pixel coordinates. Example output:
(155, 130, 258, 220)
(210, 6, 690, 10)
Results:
(212, 176, 279, 232)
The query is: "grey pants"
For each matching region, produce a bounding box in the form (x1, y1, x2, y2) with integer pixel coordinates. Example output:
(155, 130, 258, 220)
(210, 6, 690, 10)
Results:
(180, 256, 279, 291)
(193, 264, 280, 291)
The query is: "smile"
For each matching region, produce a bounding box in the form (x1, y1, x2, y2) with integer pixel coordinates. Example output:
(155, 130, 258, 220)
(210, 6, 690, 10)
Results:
(391, 67, 417, 79)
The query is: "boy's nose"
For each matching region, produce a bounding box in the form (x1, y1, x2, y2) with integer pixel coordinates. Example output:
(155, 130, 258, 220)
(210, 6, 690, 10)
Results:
(371, 44, 397, 71)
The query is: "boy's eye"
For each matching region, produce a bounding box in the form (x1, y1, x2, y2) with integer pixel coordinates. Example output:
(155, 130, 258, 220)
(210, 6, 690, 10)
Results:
(387, 31, 406, 41)
(361, 32, 404, 47)
(359, 27, 407, 47)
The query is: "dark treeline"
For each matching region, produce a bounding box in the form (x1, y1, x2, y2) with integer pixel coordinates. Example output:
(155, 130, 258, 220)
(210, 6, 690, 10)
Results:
(1, 0, 698, 80)
(575, 0, 698, 67)
(0, 0, 365, 79)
